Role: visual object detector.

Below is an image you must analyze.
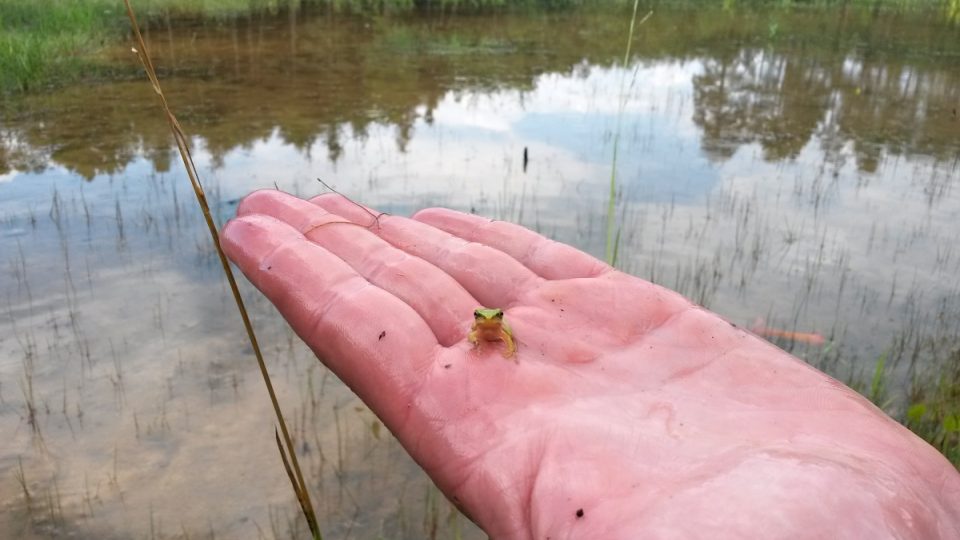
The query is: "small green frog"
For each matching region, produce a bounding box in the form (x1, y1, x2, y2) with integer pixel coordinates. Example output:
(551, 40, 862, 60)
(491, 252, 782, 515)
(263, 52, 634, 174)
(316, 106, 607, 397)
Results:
(468, 308, 517, 360)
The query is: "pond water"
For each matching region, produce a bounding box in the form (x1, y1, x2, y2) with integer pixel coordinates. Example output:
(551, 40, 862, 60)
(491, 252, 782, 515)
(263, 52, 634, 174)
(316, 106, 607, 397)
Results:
(1, 4, 959, 538)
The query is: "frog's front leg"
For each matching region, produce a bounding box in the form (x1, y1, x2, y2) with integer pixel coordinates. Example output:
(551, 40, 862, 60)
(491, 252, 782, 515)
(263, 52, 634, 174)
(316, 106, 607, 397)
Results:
(499, 323, 517, 361)
(467, 327, 480, 349)
(500, 330, 517, 362)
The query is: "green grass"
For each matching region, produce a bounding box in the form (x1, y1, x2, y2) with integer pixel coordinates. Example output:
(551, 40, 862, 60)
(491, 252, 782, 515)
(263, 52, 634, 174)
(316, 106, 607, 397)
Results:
(905, 350, 960, 466)
(853, 352, 960, 467)
(0, 0, 297, 94)
(0, 0, 112, 92)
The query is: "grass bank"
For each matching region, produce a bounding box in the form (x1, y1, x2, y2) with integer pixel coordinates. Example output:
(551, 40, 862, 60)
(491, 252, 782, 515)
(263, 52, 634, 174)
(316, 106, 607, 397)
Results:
(0, 0, 301, 93)
(1, 0, 596, 93)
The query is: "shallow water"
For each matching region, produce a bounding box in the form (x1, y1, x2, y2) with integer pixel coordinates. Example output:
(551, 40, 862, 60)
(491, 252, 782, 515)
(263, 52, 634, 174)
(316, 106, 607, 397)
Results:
(1, 4, 959, 538)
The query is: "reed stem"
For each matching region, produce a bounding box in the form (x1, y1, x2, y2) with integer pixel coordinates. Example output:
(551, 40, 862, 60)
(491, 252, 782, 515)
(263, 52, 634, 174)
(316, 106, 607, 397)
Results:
(605, 1, 651, 266)
(122, 2, 322, 537)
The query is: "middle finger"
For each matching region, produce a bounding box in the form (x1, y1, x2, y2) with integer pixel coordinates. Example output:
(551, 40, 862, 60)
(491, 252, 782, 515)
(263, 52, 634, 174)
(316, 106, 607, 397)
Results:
(311, 193, 542, 309)
(238, 190, 477, 346)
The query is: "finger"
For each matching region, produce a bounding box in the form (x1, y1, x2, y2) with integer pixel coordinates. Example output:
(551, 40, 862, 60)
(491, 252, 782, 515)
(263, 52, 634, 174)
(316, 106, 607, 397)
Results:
(310, 194, 541, 309)
(237, 189, 361, 232)
(237, 190, 476, 346)
(220, 213, 438, 428)
(412, 208, 610, 280)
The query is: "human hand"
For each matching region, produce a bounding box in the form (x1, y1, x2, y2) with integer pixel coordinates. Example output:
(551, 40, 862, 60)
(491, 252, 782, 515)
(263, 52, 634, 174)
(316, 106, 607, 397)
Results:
(222, 190, 960, 539)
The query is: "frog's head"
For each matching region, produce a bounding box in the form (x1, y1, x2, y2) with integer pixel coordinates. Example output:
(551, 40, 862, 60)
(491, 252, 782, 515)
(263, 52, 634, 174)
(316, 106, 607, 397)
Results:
(474, 308, 504, 322)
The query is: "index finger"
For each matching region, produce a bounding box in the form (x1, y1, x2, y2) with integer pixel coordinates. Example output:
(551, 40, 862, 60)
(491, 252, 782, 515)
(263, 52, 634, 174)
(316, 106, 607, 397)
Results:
(221, 213, 439, 426)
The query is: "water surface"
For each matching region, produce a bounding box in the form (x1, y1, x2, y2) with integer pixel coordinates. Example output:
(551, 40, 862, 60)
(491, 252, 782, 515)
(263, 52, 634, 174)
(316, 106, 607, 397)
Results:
(2, 4, 959, 538)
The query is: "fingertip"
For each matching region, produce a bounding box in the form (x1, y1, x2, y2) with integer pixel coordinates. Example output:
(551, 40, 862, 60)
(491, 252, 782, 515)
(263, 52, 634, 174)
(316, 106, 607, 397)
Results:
(220, 213, 302, 270)
(236, 188, 283, 216)
(220, 215, 261, 257)
(308, 192, 344, 205)
(309, 193, 357, 213)
(411, 207, 472, 222)
(310, 194, 385, 227)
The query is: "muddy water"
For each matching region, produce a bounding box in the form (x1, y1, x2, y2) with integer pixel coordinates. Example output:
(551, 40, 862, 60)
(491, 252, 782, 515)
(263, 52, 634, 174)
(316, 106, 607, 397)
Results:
(2, 4, 959, 538)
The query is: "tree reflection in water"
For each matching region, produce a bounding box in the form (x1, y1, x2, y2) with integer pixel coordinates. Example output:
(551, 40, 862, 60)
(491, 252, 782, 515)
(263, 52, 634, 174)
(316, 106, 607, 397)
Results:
(1, 5, 958, 180)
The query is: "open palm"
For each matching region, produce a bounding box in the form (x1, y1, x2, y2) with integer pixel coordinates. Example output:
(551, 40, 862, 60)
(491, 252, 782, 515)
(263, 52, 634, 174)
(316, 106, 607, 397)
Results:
(222, 191, 960, 539)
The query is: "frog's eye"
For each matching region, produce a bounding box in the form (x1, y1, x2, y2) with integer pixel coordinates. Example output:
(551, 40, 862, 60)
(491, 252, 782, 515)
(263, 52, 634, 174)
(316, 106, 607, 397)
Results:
(493, 310, 504, 319)
(474, 309, 483, 318)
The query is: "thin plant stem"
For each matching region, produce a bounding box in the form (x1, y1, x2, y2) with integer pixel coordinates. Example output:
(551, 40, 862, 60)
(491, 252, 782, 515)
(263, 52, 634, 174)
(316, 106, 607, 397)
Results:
(606, 2, 652, 265)
(122, 2, 322, 538)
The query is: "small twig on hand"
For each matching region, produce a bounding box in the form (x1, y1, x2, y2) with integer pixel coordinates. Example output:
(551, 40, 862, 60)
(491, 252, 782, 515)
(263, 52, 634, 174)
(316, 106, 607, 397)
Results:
(316, 178, 388, 231)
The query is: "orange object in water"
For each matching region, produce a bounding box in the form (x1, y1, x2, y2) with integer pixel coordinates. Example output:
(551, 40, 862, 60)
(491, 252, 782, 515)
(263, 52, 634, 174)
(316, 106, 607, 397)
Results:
(750, 318, 826, 346)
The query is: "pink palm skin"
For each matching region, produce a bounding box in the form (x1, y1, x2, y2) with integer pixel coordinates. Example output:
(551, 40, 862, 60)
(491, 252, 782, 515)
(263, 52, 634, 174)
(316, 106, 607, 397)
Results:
(221, 190, 960, 539)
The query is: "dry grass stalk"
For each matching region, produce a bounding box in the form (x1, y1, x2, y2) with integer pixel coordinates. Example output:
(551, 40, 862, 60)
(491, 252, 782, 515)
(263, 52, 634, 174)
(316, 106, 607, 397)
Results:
(121, 2, 322, 537)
